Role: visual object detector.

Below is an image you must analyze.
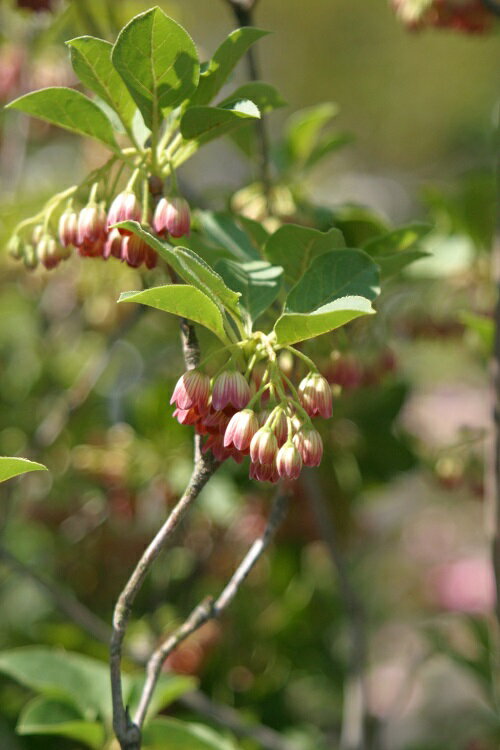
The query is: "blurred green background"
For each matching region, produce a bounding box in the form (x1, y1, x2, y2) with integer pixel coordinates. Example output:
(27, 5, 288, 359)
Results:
(0, 1, 499, 749)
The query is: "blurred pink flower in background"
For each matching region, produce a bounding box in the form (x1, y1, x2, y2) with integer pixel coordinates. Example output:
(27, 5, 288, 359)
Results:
(429, 556, 496, 613)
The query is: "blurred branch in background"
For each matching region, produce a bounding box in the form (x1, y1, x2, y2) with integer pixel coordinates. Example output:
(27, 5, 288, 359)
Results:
(301, 469, 369, 750)
(224, 0, 271, 204)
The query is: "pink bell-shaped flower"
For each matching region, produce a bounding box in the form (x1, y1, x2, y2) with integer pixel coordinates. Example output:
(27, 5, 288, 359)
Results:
(223, 409, 258, 452)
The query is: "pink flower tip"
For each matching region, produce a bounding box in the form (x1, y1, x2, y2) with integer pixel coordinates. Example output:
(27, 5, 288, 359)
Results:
(276, 441, 303, 480)
(298, 372, 332, 419)
(211, 370, 251, 411)
(223, 409, 258, 451)
(170, 369, 210, 412)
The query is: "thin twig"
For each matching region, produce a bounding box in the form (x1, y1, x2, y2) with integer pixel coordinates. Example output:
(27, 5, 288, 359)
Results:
(224, 0, 272, 205)
(133, 489, 289, 729)
(0, 544, 292, 750)
(110, 451, 219, 750)
(301, 469, 368, 750)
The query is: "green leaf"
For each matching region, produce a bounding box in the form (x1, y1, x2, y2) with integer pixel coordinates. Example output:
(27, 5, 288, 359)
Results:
(0, 648, 112, 722)
(111, 7, 199, 129)
(175, 247, 242, 315)
(460, 311, 493, 353)
(216, 259, 283, 327)
(193, 27, 269, 106)
(118, 285, 231, 344)
(274, 249, 379, 345)
(114, 222, 241, 316)
(197, 212, 261, 261)
(0, 457, 47, 483)
(363, 223, 432, 256)
(128, 674, 197, 722)
(363, 223, 432, 278)
(303, 131, 352, 170)
(6, 88, 118, 151)
(284, 102, 338, 165)
(219, 81, 286, 113)
(18, 697, 105, 750)
(238, 216, 269, 251)
(181, 100, 260, 147)
(264, 224, 345, 286)
(67, 36, 138, 132)
(143, 717, 240, 750)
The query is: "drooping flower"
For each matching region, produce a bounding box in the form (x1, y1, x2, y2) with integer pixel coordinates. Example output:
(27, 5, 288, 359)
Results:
(223, 409, 258, 451)
(170, 370, 210, 412)
(122, 233, 148, 268)
(298, 372, 332, 419)
(58, 208, 78, 248)
(103, 228, 124, 261)
(153, 196, 191, 237)
(77, 202, 106, 247)
(106, 190, 142, 234)
(250, 427, 278, 465)
(293, 427, 323, 467)
(276, 441, 302, 480)
(211, 371, 251, 411)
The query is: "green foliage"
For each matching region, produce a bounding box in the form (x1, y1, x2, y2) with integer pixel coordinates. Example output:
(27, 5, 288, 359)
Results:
(274, 250, 379, 345)
(18, 697, 105, 749)
(67, 36, 138, 133)
(111, 7, 199, 129)
(6, 88, 119, 151)
(119, 285, 233, 345)
(215, 259, 283, 328)
(264, 224, 345, 286)
(180, 100, 260, 146)
(192, 27, 269, 106)
(0, 457, 47, 483)
(363, 223, 431, 278)
(142, 717, 241, 750)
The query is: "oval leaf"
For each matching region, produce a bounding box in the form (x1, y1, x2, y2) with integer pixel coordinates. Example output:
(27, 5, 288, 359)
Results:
(215, 259, 283, 328)
(181, 101, 260, 147)
(67, 36, 138, 132)
(143, 717, 240, 750)
(6, 88, 118, 151)
(274, 296, 375, 346)
(18, 697, 105, 750)
(0, 457, 47, 484)
(111, 7, 199, 129)
(193, 27, 269, 106)
(118, 285, 231, 344)
(264, 224, 345, 286)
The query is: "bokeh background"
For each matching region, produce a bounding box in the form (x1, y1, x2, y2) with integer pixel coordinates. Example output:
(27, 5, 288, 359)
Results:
(0, 1, 499, 749)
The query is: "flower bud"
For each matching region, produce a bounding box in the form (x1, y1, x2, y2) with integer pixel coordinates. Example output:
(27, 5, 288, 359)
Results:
(170, 370, 210, 412)
(122, 233, 148, 268)
(212, 371, 251, 411)
(203, 434, 232, 463)
(298, 372, 332, 419)
(250, 427, 278, 465)
(153, 196, 190, 238)
(144, 247, 158, 269)
(23, 243, 38, 270)
(103, 228, 124, 261)
(107, 190, 142, 234)
(58, 208, 78, 248)
(276, 441, 302, 480)
(77, 202, 106, 247)
(7, 235, 23, 260)
(36, 233, 60, 270)
(293, 427, 323, 467)
(250, 461, 280, 483)
(223, 409, 258, 451)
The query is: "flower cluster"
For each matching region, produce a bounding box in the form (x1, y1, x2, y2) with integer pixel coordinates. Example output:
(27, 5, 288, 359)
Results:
(170, 345, 331, 483)
(391, 0, 494, 33)
(8, 185, 191, 272)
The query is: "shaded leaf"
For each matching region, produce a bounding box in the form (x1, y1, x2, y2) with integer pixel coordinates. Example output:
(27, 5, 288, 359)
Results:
(219, 81, 286, 113)
(128, 675, 197, 723)
(181, 100, 260, 146)
(143, 717, 240, 750)
(67, 36, 137, 131)
(193, 27, 269, 105)
(274, 249, 379, 345)
(119, 285, 231, 344)
(197, 212, 261, 261)
(282, 102, 338, 167)
(111, 8, 199, 129)
(264, 224, 345, 286)
(460, 311, 493, 353)
(6, 88, 118, 151)
(0, 648, 112, 722)
(216, 259, 283, 327)
(175, 247, 242, 315)
(304, 131, 352, 170)
(18, 697, 105, 750)
(0, 457, 47, 484)
(363, 223, 432, 256)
